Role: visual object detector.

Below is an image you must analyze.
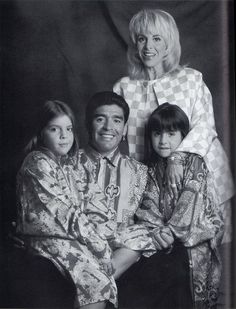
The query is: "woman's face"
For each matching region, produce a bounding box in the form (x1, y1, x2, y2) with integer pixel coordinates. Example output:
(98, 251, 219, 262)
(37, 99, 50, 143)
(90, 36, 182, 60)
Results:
(151, 130, 182, 158)
(42, 114, 74, 157)
(136, 31, 167, 73)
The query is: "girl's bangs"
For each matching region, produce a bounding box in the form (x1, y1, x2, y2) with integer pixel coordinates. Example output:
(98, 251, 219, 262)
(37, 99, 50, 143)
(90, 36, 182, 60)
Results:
(150, 113, 181, 134)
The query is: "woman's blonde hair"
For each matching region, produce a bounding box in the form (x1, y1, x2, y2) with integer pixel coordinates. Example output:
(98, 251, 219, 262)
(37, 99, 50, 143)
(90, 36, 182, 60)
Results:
(127, 9, 182, 79)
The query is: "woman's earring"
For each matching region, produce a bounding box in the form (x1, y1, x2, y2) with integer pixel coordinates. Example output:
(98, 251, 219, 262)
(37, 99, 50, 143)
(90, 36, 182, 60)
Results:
(122, 135, 126, 141)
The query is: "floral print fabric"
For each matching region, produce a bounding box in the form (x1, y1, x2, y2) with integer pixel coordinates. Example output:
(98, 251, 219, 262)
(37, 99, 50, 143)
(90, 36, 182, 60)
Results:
(16, 150, 117, 307)
(123, 153, 224, 307)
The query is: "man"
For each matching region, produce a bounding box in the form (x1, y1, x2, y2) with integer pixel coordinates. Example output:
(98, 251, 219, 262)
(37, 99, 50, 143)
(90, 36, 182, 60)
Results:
(73, 91, 169, 278)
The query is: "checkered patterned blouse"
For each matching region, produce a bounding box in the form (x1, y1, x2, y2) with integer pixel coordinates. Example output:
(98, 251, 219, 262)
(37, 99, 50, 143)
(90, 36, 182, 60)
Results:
(113, 67, 234, 204)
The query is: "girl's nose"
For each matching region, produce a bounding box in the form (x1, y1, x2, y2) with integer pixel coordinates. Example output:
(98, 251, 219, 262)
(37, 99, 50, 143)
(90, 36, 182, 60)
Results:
(160, 133, 168, 144)
(60, 129, 67, 138)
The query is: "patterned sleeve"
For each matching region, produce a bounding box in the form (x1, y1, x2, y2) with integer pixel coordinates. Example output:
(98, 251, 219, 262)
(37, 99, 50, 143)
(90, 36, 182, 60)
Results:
(113, 171, 162, 255)
(176, 73, 217, 157)
(135, 172, 164, 229)
(167, 155, 224, 247)
(17, 154, 111, 259)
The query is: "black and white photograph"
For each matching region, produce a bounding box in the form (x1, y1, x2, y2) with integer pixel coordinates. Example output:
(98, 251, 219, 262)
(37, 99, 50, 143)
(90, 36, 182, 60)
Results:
(0, 1, 235, 308)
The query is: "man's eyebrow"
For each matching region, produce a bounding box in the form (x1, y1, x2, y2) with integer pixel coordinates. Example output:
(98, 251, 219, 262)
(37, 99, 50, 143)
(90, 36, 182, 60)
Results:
(113, 115, 124, 119)
(94, 113, 105, 117)
(94, 113, 124, 119)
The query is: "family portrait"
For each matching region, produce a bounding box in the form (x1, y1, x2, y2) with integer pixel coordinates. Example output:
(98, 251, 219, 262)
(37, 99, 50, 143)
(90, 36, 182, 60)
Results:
(0, 1, 235, 308)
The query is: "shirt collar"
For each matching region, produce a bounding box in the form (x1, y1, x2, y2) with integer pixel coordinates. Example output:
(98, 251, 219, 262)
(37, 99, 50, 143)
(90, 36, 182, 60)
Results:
(85, 144, 120, 167)
(38, 146, 69, 166)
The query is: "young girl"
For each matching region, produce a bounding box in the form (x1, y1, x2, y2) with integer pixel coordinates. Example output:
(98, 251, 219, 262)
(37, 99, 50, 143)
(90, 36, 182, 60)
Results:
(16, 100, 117, 309)
(117, 103, 224, 308)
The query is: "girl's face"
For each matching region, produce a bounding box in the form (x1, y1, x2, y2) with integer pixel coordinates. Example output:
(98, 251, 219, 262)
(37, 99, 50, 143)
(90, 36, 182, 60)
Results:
(151, 130, 182, 158)
(41, 114, 74, 157)
(136, 30, 167, 72)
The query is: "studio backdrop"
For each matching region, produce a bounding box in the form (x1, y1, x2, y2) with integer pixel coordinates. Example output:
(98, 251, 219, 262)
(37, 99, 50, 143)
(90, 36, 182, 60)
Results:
(0, 0, 235, 304)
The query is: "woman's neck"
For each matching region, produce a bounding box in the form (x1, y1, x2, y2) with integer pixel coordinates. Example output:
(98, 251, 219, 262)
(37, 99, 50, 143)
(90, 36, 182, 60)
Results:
(145, 65, 165, 80)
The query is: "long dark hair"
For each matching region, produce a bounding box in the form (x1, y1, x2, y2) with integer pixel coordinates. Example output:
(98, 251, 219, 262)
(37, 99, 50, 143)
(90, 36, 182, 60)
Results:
(146, 102, 189, 163)
(24, 100, 79, 156)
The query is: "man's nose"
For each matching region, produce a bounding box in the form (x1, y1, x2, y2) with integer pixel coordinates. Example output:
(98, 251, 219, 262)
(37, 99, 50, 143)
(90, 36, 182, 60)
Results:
(103, 118, 113, 130)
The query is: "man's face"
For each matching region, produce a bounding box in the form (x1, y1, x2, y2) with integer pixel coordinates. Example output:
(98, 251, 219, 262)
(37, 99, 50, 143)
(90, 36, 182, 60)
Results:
(90, 104, 127, 156)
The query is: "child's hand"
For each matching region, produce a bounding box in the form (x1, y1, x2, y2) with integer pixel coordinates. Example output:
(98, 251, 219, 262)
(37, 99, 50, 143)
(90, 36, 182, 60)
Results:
(99, 258, 115, 276)
(8, 221, 26, 250)
(152, 226, 174, 250)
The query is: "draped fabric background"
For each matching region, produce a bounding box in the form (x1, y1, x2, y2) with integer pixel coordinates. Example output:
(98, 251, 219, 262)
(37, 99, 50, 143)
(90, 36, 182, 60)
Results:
(0, 0, 235, 306)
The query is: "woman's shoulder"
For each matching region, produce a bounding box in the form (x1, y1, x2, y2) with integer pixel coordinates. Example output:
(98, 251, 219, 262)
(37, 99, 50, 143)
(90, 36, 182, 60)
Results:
(113, 76, 137, 87)
(175, 67, 203, 80)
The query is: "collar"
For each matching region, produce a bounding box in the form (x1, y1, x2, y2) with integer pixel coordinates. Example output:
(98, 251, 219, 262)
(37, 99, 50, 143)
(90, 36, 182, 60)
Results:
(85, 144, 121, 167)
(38, 146, 69, 166)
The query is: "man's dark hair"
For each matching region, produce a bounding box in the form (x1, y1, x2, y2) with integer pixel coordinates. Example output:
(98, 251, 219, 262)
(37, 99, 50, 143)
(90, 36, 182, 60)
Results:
(85, 91, 130, 135)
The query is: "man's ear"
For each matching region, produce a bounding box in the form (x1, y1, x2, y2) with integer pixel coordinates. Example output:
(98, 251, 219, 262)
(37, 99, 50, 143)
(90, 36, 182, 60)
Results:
(123, 123, 128, 137)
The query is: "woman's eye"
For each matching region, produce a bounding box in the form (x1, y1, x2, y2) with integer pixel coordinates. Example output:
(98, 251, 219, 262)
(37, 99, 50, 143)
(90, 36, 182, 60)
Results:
(137, 36, 145, 43)
(153, 36, 161, 42)
(169, 132, 176, 137)
(67, 127, 73, 132)
(153, 131, 160, 137)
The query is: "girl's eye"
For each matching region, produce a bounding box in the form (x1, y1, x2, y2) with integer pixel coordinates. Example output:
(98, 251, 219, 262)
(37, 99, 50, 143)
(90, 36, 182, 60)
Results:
(169, 131, 176, 137)
(49, 127, 58, 132)
(153, 131, 160, 137)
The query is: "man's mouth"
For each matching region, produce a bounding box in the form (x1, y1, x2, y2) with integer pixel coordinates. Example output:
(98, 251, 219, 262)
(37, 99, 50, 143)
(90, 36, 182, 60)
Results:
(100, 134, 114, 141)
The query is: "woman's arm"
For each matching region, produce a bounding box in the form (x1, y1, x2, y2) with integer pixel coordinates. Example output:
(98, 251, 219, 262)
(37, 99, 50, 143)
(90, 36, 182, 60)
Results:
(176, 72, 217, 157)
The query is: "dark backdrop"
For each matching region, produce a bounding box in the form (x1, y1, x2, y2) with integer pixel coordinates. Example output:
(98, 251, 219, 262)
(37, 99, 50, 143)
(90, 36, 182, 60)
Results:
(0, 0, 235, 303)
